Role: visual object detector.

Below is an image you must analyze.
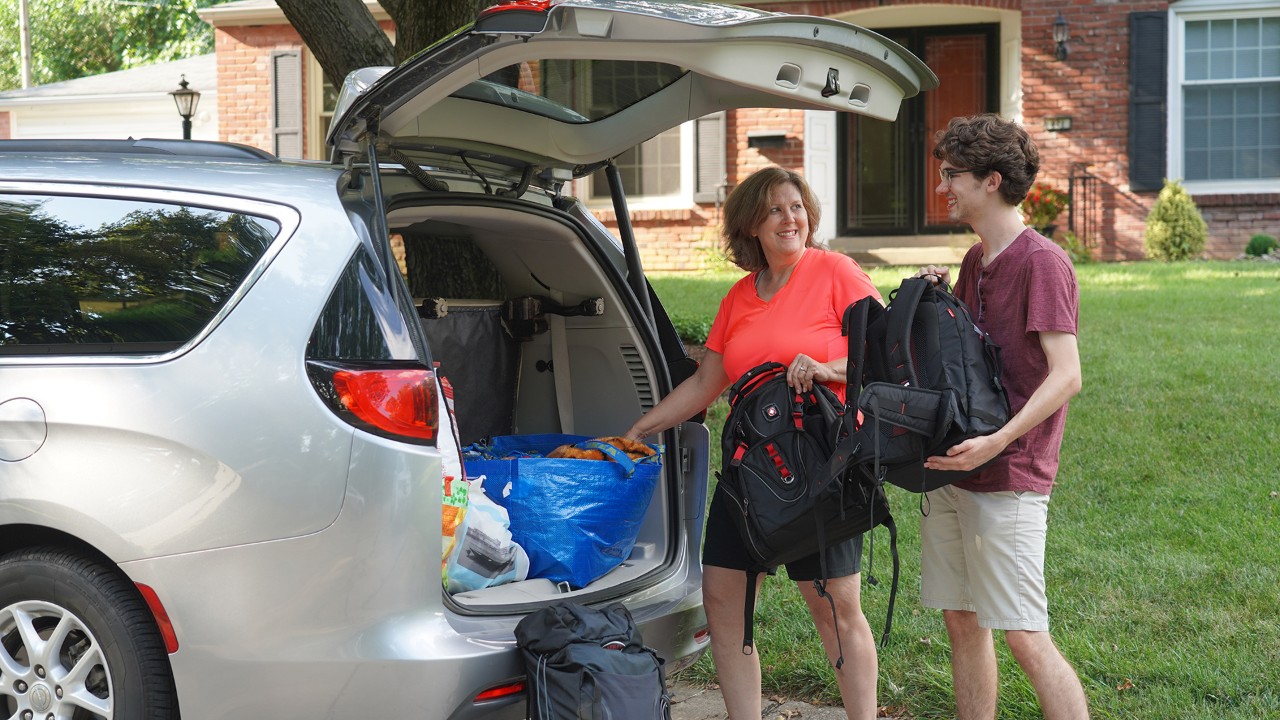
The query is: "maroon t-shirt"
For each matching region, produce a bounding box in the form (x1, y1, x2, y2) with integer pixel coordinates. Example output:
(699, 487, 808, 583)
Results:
(952, 229, 1079, 494)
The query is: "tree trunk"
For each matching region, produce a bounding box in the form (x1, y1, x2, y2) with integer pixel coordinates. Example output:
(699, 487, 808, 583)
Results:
(275, 0, 394, 88)
(276, 0, 490, 87)
(380, 0, 489, 65)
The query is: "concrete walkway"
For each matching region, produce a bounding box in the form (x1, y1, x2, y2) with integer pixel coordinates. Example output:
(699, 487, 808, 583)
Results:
(668, 680, 854, 720)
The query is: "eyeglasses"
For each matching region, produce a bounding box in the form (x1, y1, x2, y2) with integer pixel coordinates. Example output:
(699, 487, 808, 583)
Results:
(938, 167, 978, 183)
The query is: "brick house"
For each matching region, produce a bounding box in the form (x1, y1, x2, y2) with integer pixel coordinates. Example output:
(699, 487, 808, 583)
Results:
(199, 0, 1278, 269)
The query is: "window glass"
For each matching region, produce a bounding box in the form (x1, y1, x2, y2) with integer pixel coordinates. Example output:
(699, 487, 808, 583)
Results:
(1181, 15, 1280, 182)
(306, 249, 395, 362)
(588, 127, 683, 200)
(0, 194, 278, 353)
(460, 60, 687, 123)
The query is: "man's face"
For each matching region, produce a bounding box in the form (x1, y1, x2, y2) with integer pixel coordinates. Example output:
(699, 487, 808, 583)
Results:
(935, 161, 986, 224)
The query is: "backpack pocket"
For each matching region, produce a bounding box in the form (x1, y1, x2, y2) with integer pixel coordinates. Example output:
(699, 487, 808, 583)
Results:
(587, 663, 670, 720)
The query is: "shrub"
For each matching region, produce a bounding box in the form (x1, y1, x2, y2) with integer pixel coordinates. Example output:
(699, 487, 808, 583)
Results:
(1143, 179, 1208, 261)
(1245, 233, 1278, 257)
(669, 314, 712, 345)
(1055, 230, 1093, 265)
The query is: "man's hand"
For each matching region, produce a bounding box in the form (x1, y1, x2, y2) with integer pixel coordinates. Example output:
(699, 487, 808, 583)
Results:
(915, 265, 951, 286)
(923, 433, 1008, 473)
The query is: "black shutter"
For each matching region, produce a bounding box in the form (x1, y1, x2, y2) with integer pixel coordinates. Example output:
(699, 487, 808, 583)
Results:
(1129, 11, 1168, 192)
(693, 111, 726, 203)
(271, 50, 303, 159)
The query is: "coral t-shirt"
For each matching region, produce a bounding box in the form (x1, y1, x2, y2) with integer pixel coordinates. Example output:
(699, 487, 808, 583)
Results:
(705, 248, 881, 401)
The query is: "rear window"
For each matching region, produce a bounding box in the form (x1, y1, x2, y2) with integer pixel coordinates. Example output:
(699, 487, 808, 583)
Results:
(460, 60, 688, 123)
(0, 193, 279, 355)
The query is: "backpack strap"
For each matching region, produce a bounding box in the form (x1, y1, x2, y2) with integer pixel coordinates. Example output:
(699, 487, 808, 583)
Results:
(742, 568, 762, 656)
(882, 277, 929, 386)
(812, 298, 879, 488)
(727, 362, 786, 408)
(877, 513, 901, 647)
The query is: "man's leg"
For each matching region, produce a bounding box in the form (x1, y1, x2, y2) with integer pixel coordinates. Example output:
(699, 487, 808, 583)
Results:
(1005, 630, 1089, 720)
(943, 609, 998, 720)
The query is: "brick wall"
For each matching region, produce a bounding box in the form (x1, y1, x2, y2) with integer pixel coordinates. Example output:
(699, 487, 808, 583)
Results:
(1197, 194, 1280, 257)
(0, 112, 9, 140)
(210, 3, 1268, 270)
(597, 107, 810, 272)
(1019, 0, 1170, 260)
(214, 25, 307, 153)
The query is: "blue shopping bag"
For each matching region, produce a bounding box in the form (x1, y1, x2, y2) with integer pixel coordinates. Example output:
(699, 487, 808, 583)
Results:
(464, 434, 661, 589)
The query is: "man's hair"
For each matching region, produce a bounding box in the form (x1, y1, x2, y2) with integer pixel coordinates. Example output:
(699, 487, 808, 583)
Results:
(932, 114, 1040, 206)
(722, 166, 821, 272)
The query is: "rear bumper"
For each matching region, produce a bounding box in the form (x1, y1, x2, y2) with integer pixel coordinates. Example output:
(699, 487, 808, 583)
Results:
(122, 432, 706, 719)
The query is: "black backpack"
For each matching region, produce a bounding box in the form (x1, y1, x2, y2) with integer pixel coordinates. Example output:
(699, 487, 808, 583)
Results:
(716, 362, 898, 659)
(842, 278, 1011, 493)
(514, 601, 669, 720)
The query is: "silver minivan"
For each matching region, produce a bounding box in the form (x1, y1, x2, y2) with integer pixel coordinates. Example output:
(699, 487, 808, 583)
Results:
(0, 2, 935, 717)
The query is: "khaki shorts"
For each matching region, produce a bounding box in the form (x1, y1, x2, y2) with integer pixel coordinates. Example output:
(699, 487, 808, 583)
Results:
(919, 486, 1051, 631)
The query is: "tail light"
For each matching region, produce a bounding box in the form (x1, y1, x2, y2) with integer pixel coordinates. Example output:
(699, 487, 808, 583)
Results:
(474, 680, 526, 703)
(476, 0, 553, 33)
(308, 361, 438, 444)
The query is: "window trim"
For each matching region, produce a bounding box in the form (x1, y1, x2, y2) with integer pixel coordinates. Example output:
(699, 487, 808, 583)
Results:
(579, 121, 696, 212)
(0, 182, 298, 364)
(1168, 0, 1280, 194)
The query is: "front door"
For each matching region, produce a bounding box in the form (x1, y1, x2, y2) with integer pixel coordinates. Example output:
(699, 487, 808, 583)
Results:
(840, 25, 998, 235)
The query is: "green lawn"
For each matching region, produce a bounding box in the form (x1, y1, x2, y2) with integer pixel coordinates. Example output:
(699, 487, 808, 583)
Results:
(651, 261, 1280, 720)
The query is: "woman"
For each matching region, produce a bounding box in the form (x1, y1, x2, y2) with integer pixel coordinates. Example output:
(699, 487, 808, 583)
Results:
(625, 166, 883, 719)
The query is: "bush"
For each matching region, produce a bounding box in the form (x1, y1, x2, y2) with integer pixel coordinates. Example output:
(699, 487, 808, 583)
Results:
(1245, 233, 1278, 257)
(1144, 179, 1208, 261)
(669, 314, 712, 345)
(1055, 230, 1093, 265)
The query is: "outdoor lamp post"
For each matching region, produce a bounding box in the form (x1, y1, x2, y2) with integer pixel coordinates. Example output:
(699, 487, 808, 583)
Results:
(169, 75, 201, 140)
(1053, 12, 1069, 61)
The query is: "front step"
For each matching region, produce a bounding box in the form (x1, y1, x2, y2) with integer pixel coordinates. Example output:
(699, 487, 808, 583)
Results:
(829, 233, 975, 268)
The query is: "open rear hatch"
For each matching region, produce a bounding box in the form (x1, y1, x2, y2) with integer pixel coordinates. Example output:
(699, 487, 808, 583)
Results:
(326, 0, 937, 611)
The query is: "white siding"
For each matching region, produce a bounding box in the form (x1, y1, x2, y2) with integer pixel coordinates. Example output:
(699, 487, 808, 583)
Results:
(6, 95, 218, 141)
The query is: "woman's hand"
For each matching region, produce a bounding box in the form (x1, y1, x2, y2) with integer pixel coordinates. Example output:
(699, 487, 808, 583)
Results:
(916, 265, 951, 286)
(788, 354, 831, 392)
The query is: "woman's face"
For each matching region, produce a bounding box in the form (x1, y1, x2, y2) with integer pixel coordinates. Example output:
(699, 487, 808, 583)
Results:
(752, 182, 809, 264)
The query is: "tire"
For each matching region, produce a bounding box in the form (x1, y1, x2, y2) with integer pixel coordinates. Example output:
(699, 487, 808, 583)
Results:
(0, 547, 178, 719)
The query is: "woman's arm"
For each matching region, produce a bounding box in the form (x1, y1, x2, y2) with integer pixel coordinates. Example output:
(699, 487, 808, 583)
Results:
(625, 350, 731, 441)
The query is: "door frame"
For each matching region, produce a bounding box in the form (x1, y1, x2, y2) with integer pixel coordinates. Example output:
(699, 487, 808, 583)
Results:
(837, 24, 1000, 237)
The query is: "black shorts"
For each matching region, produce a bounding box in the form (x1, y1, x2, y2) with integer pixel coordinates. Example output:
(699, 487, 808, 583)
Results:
(701, 485, 863, 581)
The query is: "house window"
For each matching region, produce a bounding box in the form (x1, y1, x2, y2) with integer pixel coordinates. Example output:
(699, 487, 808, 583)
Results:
(587, 127, 685, 202)
(306, 53, 341, 160)
(539, 59, 695, 207)
(1171, 3, 1280, 191)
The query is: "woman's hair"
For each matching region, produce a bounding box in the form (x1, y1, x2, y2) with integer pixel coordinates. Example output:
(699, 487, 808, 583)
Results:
(721, 167, 821, 272)
(932, 114, 1040, 206)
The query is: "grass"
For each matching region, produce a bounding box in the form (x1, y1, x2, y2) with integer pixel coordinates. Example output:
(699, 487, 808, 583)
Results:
(651, 261, 1280, 719)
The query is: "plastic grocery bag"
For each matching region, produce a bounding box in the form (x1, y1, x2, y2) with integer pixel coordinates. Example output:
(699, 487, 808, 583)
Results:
(464, 434, 661, 589)
(438, 374, 468, 581)
(444, 475, 530, 594)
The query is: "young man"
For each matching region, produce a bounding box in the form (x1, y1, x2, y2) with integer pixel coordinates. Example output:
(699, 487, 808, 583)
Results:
(917, 114, 1089, 720)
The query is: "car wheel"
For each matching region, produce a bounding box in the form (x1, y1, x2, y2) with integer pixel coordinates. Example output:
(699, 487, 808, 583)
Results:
(0, 547, 178, 719)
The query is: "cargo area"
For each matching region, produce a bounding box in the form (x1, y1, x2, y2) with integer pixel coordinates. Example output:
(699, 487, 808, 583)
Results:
(383, 194, 678, 609)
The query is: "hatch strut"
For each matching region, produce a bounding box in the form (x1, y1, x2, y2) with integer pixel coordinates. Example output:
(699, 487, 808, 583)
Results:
(361, 118, 401, 286)
(603, 159, 654, 324)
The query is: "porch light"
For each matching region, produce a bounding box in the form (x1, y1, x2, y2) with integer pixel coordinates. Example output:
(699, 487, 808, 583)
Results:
(1053, 12, 1069, 61)
(169, 75, 201, 140)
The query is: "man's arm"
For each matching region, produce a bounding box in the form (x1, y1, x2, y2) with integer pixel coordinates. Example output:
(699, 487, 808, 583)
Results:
(923, 330, 1081, 472)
